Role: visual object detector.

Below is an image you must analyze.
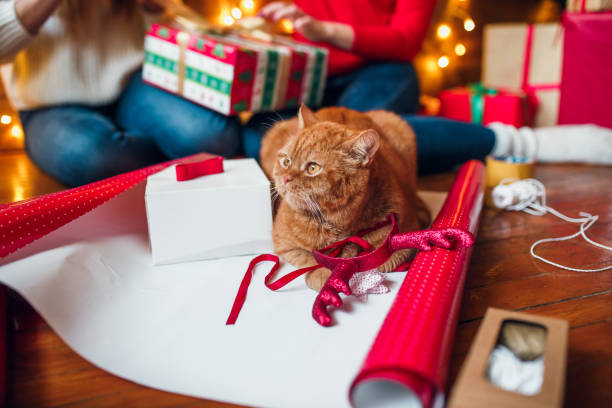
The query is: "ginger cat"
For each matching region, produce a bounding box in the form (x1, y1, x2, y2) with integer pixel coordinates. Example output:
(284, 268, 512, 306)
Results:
(260, 105, 430, 291)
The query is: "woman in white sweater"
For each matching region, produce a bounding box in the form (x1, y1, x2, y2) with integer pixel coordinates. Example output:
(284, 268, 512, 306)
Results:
(0, 0, 241, 186)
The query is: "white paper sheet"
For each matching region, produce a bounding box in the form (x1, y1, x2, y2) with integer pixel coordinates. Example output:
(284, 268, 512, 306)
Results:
(0, 184, 445, 408)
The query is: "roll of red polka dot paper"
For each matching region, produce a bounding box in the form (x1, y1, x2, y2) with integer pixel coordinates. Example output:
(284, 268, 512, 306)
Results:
(350, 160, 485, 408)
(0, 153, 214, 259)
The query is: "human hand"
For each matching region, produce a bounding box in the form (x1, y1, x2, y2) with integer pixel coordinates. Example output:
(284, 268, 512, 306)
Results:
(258, 1, 331, 42)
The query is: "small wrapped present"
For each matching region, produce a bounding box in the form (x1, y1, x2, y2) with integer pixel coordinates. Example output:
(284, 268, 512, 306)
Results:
(439, 84, 534, 127)
(143, 23, 328, 116)
(567, 0, 612, 12)
(558, 12, 612, 128)
(482, 23, 563, 127)
(145, 158, 273, 265)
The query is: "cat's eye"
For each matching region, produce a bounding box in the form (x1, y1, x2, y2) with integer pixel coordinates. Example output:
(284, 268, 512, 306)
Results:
(306, 162, 322, 175)
(280, 156, 291, 168)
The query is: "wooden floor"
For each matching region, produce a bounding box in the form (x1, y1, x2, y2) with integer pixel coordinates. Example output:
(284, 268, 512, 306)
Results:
(0, 151, 611, 407)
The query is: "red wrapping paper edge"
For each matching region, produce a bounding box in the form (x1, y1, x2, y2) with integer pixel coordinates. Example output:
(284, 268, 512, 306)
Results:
(0, 153, 215, 259)
(350, 160, 485, 408)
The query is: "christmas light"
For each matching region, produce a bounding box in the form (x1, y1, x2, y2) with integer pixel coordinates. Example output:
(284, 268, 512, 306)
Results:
(231, 7, 242, 20)
(455, 43, 466, 56)
(464, 18, 475, 32)
(280, 18, 294, 33)
(10, 124, 23, 138)
(424, 57, 438, 73)
(0, 114, 11, 125)
(12, 184, 25, 203)
(223, 14, 235, 26)
(437, 24, 451, 39)
(241, 0, 255, 11)
(437, 56, 449, 68)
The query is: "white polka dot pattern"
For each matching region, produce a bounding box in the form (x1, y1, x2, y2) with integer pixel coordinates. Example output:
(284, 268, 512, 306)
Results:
(350, 160, 485, 406)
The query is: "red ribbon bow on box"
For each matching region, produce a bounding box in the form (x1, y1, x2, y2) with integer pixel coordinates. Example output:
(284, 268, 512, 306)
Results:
(175, 156, 224, 181)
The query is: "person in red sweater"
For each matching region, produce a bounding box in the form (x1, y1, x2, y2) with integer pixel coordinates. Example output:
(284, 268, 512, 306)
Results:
(243, 1, 612, 171)
(242, 0, 436, 159)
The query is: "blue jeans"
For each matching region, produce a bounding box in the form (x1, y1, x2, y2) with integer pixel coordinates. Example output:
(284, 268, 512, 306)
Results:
(21, 70, 242, 187)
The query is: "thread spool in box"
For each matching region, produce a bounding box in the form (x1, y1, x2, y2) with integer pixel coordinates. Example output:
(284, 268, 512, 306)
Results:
(485, 155, 535, 208)
(448, 308, 568, 408)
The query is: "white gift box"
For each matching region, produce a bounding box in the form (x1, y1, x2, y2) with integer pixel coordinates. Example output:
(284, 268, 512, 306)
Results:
(145, 158, 273, 265)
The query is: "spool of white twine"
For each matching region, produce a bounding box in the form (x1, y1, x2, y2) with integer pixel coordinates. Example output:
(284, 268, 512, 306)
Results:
(491, 178, 612, 272)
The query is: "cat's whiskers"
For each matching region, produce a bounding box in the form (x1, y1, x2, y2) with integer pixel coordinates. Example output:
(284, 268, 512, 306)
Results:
(270, 185, 281, 206)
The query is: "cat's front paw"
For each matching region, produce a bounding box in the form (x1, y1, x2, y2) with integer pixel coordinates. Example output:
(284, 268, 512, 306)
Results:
(378, 249, 415, 272)
(306, 267, 332, 291)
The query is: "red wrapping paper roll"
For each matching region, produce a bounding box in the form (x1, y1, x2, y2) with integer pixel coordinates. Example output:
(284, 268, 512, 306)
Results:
(350, 160, 485, 408)
(0, 153, 214, 259)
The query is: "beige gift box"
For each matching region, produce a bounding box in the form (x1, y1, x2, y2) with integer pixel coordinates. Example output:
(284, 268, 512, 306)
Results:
(482, 23, 563, 127)
(567, 0, 612, 12)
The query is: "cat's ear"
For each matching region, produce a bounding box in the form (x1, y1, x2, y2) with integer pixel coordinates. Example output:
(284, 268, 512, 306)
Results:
(346, 129, 380, 166)
(298, 104, 319, 129)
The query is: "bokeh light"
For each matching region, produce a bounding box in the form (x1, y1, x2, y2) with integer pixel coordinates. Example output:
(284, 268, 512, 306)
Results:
(231, 7, 242, 20)
(437, 56, 450, 68)
(437, 24, 451, 39)
(0, 114, 11, 125)
(280, 18, 294, 33)
(464, 18, 475, 31)
(455, 43, 466, 56)
(10, 124, 23, 138)
(241, 0, 255, 11)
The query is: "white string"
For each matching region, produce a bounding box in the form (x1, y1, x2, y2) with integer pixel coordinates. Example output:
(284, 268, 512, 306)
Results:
(492, 178, 612, 272)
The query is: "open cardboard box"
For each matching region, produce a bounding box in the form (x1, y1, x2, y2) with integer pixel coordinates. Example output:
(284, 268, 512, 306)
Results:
(448, 308, 568, 408)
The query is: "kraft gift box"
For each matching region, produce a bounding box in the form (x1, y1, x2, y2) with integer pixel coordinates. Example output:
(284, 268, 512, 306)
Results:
(145, 158, 273, 265)
(567, 0, 612, 12)
(482, 23, 563, 127)
(448, 308, 568, 408)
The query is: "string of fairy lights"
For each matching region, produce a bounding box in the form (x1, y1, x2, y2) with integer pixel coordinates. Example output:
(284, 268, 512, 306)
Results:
(433, 0, 476, 70)
(0, 113, 23, 141)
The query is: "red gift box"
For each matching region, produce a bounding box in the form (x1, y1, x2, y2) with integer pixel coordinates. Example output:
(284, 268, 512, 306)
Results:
(558, 12, 612, 129)
(439, 85, 534, 127)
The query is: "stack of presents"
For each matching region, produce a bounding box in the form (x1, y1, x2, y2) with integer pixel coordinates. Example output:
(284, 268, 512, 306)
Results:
(439, 0, 612, 129)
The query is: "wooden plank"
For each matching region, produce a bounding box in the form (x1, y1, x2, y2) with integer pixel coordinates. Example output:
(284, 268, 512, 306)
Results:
(0, 152, 65, 204)
(460, 271, 612, 322)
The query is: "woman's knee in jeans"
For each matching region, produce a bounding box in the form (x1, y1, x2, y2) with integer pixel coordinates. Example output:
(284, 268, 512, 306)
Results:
(164, 113, 242, 158)
(23, 108, 139, 186)
(336, 62, 420, 114)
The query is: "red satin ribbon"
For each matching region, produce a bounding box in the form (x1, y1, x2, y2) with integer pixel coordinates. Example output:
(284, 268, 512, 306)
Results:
(226, 231, 375, 325)
(521, 23, 562, 118)
(175, 156, 224, 181)
(225, 215, 474, 326)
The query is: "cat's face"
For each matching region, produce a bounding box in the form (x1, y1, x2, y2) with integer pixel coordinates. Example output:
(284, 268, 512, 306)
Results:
(272, 106, 379, 214)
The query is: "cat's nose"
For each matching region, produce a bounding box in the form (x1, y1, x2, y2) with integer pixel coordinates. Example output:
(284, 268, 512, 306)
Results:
(283, 176, 293, 184)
